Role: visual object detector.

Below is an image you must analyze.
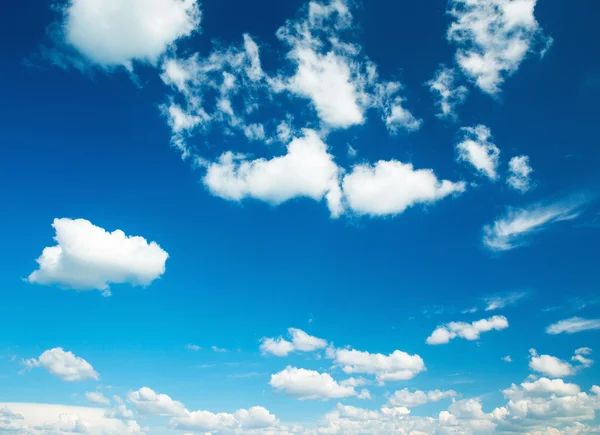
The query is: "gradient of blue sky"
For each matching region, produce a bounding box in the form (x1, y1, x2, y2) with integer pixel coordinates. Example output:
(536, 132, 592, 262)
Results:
(1, 0, 600, 434)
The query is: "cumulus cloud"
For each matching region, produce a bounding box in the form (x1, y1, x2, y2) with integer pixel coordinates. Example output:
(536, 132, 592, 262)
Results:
(388, 389, 457, 407)
(456, 125, 500, 180)
(260, 327, 327, 357)
(426, 315, 509, 345)
(55, 0, 201, 70)
(427, 65, 468, 119)
(507, 155, 534, 192)
(127, 387, 188, 417)
(28, 218, 168, 294)
(482, 196, 588, 251)
(341, 159, 466, 217)
(546, 317, 600, 335)
(203, 129, 343, 217)
(171, 406, 279, 432)
(22, 348, 99, 382)
(269, 366, 367, 400)
(529, 350, 576, 378)
(447, 0, 552, 94)
(572, 348, 594, 368)
(329, 347, 426, 384)
(86, 392, 110, 406)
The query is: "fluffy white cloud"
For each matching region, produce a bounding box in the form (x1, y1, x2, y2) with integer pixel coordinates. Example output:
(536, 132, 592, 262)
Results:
(341, 159, 466, 217)
(330, 347, 426, 383)
(260, 327, 328, 357)
(85, 392, 110, 406)
(0, 402, 143, 434)
(204, 129, 343, 217)
(127, 387, 188, 417)
(546, 317, 600, 335)
(23, 348, 99, 382)
(269, 366, 366, 400)
(388, 389, 457, 407)
(507, 155, 534, 192)
(456, 125, 500, 180)
(61, 0, 201, 69)
(426, 315, 509, 345)
(529, 350, 576, 378)
(28, 218, 168, 294)
(171, 406, 280, 432)
(484, 291, 528, 311)
(482, 196, 587, 251)
(511, 378, 582, 397)
(447, 0, 552, 94)
(427, 66, 468, 119)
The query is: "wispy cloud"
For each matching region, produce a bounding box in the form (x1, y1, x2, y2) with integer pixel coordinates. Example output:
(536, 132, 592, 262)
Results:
(483, 195, 589, 251)
(484, 291, 528, 311)
(546, 317, 600, 335)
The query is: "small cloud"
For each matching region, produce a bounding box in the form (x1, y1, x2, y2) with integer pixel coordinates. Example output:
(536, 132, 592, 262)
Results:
(211, 346, 229, 353)
(484, 291, 528, 311)
(502, 356, 512, 363)
(185, 344, 201, 351)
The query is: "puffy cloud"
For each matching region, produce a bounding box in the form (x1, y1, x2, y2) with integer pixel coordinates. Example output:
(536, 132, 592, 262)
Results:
(482, 196, 588, 251)
(127, 387, 188, 417)
(447, 0, 552, 94)
(23, 348, 99, 382)
(388, 389, 457, 407)
(503, 355, 513, 362)
(0, 402, 144, 434)
(85, 392, 110, 406)
(59, 0, 201, 69)
(341, 159, 466, 217)
(427, 66, 468, 119)
(572, 348, 594, 368)
(204, 129, 343, 218)
(269, 366, 365, 400)
(426, 315, 509, 345)
(507, 155, 534, 193)
(484, 291, 528, 311)
(546, 317, 600, 335)
(330, 347, 426, 383)
(28, 218, 168, 294)
(515, 378, 581, 397)
(170, 406, 280, 432)
(529, 350, 576, 378)
(456, 125, 500, 180)
(260, 327, 327, 357)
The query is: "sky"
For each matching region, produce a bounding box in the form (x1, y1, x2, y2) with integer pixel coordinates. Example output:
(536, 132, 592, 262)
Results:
(1, 0, 600, 433)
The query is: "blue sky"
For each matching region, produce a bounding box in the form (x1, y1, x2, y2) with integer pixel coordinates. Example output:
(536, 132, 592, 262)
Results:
(1, 0, 600, 433)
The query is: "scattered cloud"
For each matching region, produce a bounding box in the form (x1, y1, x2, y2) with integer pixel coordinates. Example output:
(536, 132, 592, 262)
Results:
(211, 346, 229, 353)
(482, 195, 589, 251)
(528, 349, 578, 378)
(456, 125, 500, 180)
(546, 317, 600, 335)
(572, 348, 594, 368)
(171, 405, 280, 432)
(185, 344, 201, 351)
(427, 65, 468, 119)
(260, 327, 327, 357)
(85, 392, 110, 406)
(447, 0, 552, 94)
(27, 218, 168, 294)
(507, 155, 534, 193)
(388, 388, 457, 407)
(502, 355, 512, 363)
(21, 348, 99, 382)
(426, 315, 509, 345)
(484, 291, 528, 311)
(127, 387, 188, 417)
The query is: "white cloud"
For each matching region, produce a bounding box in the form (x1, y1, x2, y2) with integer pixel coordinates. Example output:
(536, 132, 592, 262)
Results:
(572, 348, 594, 368)
(502, 355, 512, 362)
(504, 378, 582, 398)
(0, 402, 144, 434)
(341, 159, 466, 217)
(483, 196, 588, 251)
(269, 366, 366, 400)
(23, 348, 99, 382)
(260, 328, 327, 357)
(529, 350, 576, 378)
(204, 130, 343, 217)
(388, 389, 457, 407)
(28, 218, 168, 293)
(61, 0, 201, 69)
(171, 406, 279, 432)
(86, 392, 110, 406)
(546, 317, 600, 335)
(330, 347, 426, 383)
(456, 125, 500, 180)
(185, 344, 201, 351)
(127, 387, 188, 417)
(447, 0, 551, 94)
(211, 346, 229, 353)
(484, 291, 528, 311)
(426, 315, 509, 345)
(427, 66, 468, 119)
(507, 155, 534, 192)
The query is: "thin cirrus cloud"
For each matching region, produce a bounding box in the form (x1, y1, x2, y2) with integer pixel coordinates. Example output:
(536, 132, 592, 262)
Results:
(49, 0, 201, 70)
(546, 317, 600, 335)
(27, 218, 169, 295)
(484, 291, 528, 311)
(21, 348, 99, 382)
(482, 195, 589, 252)
(426, 315, 509, 345)
(447, 0, 552, 95)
